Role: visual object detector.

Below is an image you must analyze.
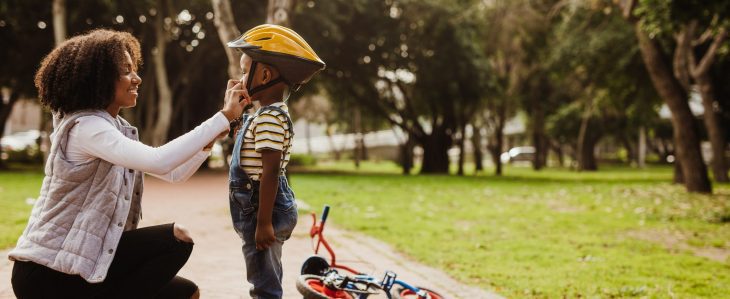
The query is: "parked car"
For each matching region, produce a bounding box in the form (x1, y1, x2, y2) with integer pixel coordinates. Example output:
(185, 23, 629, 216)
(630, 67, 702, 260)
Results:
(1, 130, 40, 152)
(500, 146, 535, 164)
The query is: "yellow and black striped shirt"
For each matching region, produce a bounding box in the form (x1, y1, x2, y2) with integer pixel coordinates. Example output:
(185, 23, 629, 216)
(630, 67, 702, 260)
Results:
(239, 102, 292, 181)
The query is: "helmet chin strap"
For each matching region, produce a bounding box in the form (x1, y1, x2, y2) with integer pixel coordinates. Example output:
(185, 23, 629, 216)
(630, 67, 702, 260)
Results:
(242, 61, 288, 101)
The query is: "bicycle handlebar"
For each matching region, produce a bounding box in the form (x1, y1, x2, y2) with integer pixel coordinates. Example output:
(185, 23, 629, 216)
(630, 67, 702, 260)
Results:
(321, 205, 330, 225)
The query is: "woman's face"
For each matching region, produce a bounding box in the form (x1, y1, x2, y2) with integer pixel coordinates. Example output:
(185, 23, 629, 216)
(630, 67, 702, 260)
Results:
(112, 51, 141, 110)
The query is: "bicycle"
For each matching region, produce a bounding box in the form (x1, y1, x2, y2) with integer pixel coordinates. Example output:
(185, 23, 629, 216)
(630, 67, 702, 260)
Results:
(296, 205, 445, 299)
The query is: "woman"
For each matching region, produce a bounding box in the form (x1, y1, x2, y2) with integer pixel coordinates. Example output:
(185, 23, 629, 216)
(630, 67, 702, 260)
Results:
(8, 29, 248, 298)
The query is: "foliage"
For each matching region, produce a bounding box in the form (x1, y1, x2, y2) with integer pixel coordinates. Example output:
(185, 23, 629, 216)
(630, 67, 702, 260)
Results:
(288, 153, 317, 167)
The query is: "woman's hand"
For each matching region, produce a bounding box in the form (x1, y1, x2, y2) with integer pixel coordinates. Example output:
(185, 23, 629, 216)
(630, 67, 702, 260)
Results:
(221, 80, 251, 122)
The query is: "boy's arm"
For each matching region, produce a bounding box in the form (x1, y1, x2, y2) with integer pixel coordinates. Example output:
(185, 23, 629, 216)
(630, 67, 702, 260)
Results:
(256, 149, 282, 250)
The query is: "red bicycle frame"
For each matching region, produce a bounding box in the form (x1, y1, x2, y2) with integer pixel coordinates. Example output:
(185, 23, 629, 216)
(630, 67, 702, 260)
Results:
(308, 206, 361, 274)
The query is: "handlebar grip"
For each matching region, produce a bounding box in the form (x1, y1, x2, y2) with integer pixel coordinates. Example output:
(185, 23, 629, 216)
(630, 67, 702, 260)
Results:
(321, 205, 330, 224)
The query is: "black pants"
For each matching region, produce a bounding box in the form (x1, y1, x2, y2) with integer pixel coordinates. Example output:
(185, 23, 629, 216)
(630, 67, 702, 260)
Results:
(11, 223, 198, 299)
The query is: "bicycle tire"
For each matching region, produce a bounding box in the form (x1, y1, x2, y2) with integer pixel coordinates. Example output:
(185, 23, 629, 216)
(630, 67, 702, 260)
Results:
(390, 286, 445, 299)
(296, 274, 355, 299)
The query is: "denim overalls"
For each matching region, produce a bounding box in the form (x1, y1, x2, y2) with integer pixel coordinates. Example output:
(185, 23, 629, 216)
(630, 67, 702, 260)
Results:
(228, 105, 298, 299)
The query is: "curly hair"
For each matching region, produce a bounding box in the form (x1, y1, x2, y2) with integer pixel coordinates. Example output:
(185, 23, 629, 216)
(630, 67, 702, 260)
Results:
(35, 29, 142, 115)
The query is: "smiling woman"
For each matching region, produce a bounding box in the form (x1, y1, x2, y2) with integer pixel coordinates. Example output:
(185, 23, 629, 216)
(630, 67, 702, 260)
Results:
(34, 30, 142, 117)
(7, 29, 249, 299)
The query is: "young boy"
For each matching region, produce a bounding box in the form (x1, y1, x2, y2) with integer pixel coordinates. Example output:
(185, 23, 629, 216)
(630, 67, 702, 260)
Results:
(226, 24, 325, 298)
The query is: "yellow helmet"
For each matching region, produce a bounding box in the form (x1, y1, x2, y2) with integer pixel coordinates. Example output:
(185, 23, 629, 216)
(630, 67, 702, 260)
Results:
(228, 24, 325, 92)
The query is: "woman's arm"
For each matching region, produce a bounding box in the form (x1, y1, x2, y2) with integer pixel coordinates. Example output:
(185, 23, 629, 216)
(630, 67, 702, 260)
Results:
(147, 150, 210, 183)
(69, 113, 227, 175)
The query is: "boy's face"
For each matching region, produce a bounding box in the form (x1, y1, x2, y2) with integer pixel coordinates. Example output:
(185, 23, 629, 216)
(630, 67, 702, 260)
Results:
(240, 53, 254, 90)
(239, 53, 278, 102)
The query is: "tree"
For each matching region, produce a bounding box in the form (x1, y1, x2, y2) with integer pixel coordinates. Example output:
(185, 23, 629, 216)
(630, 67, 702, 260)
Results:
(618, 0, 720, 193)
(147, 0, 174, 146)
(0, 0, 55, 168)
(547, 2, 660, 171)
(211, 0, 242, 79)
(475, 0, 549, 175)
(267, 0, 293, 27)
(674, 19, 729, 182)
(293, 0, 487, 174)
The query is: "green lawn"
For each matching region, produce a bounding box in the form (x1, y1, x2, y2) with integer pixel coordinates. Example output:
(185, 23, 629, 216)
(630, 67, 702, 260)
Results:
(1, 162, 728, 298)
(290, 162, 730, 298)
(0, 167, 44, 249)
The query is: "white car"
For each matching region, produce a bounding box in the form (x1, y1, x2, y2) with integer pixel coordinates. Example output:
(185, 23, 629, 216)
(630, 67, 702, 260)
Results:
(1, 130, 41, 152)
(500, 146, 536, 164)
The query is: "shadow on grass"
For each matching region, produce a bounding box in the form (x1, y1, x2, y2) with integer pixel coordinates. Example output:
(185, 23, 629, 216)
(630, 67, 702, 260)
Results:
(290, 168, 674, 185)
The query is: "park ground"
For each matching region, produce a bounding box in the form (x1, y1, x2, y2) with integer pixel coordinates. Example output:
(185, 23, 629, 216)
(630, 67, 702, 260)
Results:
(0, 162, 729, 298)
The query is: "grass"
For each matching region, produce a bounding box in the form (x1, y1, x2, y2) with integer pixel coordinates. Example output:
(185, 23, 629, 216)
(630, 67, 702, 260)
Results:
(289, 161, 730, 298)
(1, 161, 728, 297)
(0, 166, 44, 249)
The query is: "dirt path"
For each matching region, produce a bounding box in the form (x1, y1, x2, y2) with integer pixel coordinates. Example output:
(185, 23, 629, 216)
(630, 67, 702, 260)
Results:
(1, 172, 501, 298)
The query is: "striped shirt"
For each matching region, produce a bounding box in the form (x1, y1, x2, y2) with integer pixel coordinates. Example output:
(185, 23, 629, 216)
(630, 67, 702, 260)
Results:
(239, 102, 292, 181)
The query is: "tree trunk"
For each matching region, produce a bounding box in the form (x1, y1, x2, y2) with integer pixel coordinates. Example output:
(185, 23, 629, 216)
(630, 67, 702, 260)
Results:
(305, 121, 312, 155)
(578, 135, 599, 171)
(267, 0, 293, 27)
(553, 141, 565, 167)
(491, 110, 506, 176)
(150, 3, 173, 146)
(677, 22, 728, 182)
(211, 0, 242, 79)
(674, 157, 684, 184)
(638, 126, 647, 168)
(399, 132, 415, 175)
(457, 124, 466, 176)
(40, 0, 68, 161)
(52, 0, 66, 44)
(353, 106, 362, 168)
(695, 73, 729, 182)
(0, 90, 20, 169)
(472, 126, 484, 174)
(420, 128, 451, 174)
(576, 98, 596, 171)
(496, 108, 506, 176)
(635, 26, 711, 193)
(531, 94, 547, 170)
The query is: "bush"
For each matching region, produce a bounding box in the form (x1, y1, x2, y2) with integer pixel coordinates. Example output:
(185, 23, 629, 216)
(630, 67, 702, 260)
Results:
(1, 146, 42, 164)
(289, 154, 317, 167)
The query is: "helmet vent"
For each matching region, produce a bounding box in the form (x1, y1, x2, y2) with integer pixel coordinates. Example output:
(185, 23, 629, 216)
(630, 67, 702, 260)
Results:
(255, 37, 272, 41)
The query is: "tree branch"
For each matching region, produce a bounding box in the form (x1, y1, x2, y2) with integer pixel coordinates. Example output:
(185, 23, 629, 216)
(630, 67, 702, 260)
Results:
(691, 27, 727, 77)
(393, 81, 427, 138)
(692, 27, 714, 46)
(621, 0, 637, 22)
(673, 21, 694, 91)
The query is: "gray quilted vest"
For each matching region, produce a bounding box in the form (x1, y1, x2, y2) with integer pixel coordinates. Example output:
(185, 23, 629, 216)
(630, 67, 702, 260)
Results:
(8, 110, 143, 283)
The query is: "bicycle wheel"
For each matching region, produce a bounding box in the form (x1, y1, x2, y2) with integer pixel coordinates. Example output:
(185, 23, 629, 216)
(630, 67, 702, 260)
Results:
(296, 274, 355, 299)
(390, 286, 445, 299)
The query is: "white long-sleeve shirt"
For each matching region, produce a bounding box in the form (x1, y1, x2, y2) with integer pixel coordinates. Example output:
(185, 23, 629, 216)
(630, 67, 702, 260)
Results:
(56, 112, 229, 183)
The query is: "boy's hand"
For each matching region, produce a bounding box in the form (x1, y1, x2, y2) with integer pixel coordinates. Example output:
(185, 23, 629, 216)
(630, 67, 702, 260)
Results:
(221, 80, 251, 122)
(255, 222, 276, 250)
